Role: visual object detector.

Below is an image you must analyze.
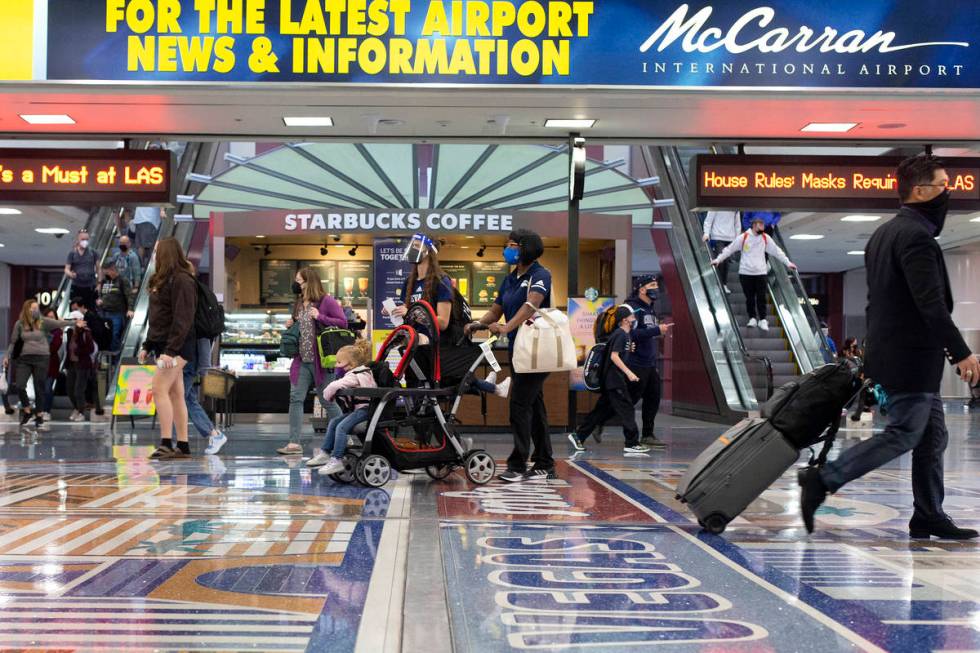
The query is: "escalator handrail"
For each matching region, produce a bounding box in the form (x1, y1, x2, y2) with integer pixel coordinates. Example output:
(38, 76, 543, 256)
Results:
(663, 146, 775, 401)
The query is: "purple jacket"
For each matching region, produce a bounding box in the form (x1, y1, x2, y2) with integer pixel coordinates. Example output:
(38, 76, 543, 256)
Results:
(289, 295, 347, 386)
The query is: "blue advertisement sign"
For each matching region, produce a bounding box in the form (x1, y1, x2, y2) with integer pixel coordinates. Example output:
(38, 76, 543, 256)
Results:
(373, 238, 410, 331)
(42, 1, 980, 89)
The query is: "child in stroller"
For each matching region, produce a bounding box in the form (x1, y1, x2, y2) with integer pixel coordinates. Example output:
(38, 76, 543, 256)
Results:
(326, 300, 497, 487)
(306, 339, 376, 475)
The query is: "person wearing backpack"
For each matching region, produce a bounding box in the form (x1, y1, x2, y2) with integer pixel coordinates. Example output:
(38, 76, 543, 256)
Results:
(569, 305, 649, 455)
(711, 215, 798, 331)
(626, 276, 673, 448)
(277, 267, 346, 456)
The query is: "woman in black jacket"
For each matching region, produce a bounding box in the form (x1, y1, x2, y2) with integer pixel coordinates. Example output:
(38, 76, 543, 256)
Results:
(139, 237, 197, 460)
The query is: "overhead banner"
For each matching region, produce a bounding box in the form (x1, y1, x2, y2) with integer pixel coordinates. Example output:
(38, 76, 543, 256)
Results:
(37, 1, 980, 88)
(693, 155, 980, 211)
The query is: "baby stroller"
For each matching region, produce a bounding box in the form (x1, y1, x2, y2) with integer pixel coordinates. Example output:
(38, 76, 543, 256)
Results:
(330, 300, 496, 487)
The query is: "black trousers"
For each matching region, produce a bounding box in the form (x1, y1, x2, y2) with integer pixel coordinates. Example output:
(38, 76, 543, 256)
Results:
(577, 387, 639, 447)
(739, 274, 768, 321)
(507, 371, 553, 473)
(710, 240, 733, 285)
(630, 366, 661, 437)
(14, 355, 48, 411)
(67, 367, 93, 413)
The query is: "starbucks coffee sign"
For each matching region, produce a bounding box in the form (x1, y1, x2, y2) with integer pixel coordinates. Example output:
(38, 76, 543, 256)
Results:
(283, 211, 514, 234)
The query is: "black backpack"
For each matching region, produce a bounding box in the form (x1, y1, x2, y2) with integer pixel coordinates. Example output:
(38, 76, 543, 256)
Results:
(446, 284, 473, 344)
(762, 361, 861, 448)
(194, 278, 225, 340)
(582, 342, 607, 392)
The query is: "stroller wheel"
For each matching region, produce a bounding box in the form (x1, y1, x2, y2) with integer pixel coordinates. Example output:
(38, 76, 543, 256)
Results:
(464, 450, 495, 485)
(425, 464, 453, 481)
(329, 453, 359, 484)
(356, 455, 392, 488)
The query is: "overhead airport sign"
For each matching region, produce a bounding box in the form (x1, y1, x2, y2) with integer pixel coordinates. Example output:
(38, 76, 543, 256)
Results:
(27, 0, 979, 88)
(0, 148, 174, 205)
(693, 155, 980, 211)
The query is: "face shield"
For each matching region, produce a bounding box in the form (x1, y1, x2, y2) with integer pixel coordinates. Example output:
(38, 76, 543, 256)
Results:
(402, 233, 438, 264)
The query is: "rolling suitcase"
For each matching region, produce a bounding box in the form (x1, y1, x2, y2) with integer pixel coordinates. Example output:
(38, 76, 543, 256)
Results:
(675, 418, 800, 534)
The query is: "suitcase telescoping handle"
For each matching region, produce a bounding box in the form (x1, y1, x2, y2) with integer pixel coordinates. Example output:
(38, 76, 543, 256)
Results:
(807, 379, 875, 468)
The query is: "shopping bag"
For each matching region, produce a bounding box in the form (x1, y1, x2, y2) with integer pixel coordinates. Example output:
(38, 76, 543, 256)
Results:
(511, 304, 577, 374)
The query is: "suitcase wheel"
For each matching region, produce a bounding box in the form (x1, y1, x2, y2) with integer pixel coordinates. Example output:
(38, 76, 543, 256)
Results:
(701, 513, 728, 535)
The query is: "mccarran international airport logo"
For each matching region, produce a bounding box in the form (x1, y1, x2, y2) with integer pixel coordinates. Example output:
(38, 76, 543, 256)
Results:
(639, 4, 971, 82)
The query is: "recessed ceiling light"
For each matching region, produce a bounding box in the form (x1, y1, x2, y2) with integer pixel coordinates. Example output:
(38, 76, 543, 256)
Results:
(283, 116, 334, 127)
(0, 243, 6, 247)
(545, 118, 597, 129)
(789, 234, 825, 240)
(255, 235, 266, 239)
(847, 250, 865, 256)
(841, 215, 880, 223)
(19, 114, 75, 125)
(971, 216, 980, 223)
(800, 122, 858, 133)
(0, 208, 22, 215)
(35, 227, 70, 235)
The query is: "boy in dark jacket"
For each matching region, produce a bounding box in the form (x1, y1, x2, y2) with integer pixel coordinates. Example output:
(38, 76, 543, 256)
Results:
(626, 275, 673, 447)
(97, 260, 133, 353)
(569, 305, 650, 455)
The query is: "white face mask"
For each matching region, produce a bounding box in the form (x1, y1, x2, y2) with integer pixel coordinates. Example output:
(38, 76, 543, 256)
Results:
(822, 328, 829, 337)
(79, 239, 89, 249)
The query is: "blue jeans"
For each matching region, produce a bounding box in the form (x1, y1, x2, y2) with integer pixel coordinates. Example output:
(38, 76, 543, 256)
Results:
(105, 312, 125, 352)
(176, 357, 215, 439)
(820, 392, 948, 523)
(322, 407, 371, 458)
(42, 377, 55, 413)
(289, 363, 340, 443)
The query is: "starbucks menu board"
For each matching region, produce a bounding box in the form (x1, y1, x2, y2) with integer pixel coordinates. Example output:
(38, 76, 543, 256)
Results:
(441, 262, 472, 303)
(302, 260, 338, 297)
(338, 260, 372, 305)
(472, 261, 509, 305)
(260, 260, 298, 305)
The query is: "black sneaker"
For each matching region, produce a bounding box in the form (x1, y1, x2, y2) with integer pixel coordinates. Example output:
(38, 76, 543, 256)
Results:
(909, 517, 979, 540)
(593, 427, 603, 444)
(499, 470, 525, 483)
(19, 409, 32, 426)
(641, 435, 667, 448)
(567, 433, 586, 452)
(798, 467, 828, 534)
(523, 468, 552, 481)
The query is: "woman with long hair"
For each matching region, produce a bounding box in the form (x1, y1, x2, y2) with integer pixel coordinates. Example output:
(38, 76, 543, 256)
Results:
(139, 237, 198, 459)
(4, 300, 74, 427)
(390, 233, 453, 333)
(277, 267, 347, 456)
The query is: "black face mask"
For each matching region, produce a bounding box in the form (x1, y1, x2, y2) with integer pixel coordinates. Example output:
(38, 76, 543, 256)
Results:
(119, 244, 129, 252)
(908, 189, 950, 236)
(291, 281, 303, 295)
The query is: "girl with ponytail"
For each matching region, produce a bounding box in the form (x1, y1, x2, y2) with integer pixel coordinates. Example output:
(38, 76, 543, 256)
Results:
(305, 339, 378, 475)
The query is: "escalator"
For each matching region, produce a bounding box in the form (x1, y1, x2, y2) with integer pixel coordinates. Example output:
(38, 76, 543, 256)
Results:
(641, 145, 830, 422)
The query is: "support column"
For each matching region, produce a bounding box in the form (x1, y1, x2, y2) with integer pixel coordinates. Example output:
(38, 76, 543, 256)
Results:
(567, 135, 585, 430)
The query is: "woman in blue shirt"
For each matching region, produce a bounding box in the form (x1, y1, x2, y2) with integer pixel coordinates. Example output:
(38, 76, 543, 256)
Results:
(389, 234, 454, 336)
(466, 229, 554, 482)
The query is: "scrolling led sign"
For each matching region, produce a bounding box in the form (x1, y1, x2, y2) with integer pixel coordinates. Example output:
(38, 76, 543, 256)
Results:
(0, 149, 174, 205)
(693, 155, 980, 211)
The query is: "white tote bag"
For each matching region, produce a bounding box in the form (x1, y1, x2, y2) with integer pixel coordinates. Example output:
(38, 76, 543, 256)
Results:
(511, 303, 577, 374)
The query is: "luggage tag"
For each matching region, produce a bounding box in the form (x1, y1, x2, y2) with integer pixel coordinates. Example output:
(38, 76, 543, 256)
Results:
(480, 336, 502, 373)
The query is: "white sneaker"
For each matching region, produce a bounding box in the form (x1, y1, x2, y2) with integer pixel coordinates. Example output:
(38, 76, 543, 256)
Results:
(40, 412, 51, 421)
(494, 377, 512, 398)
(69, 411, 85, 422)
(724, 285, 732, 295)
(624, 444, 651, 455)
(318, 458, 345, 476)
(306, 452, 331, 467)
(747, 318, 758, 328)
(758, 319, 770, 332)
(204, 432, 227, 455)
(486, 371, 497, 385)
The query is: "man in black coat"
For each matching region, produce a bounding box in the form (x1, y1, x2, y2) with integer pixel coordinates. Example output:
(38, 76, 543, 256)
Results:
(800, 155, 980, 540)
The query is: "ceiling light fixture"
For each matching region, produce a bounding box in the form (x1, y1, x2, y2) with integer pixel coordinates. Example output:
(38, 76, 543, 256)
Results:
(800, 122, 858, 133)
(283, 116, 334, 127)
(19, 114, 75, 125)
(847, 250, 865, 256)
(789, 234, 825, 240)
(349, 244, 359, 257)
(545, 118, 597, 129)
(35, 227, 70, 235)
(0, 208, 22, 215)
(841, 215, 881, 223)
(255, 234, 266, 239)
(971, 216, 980, 223)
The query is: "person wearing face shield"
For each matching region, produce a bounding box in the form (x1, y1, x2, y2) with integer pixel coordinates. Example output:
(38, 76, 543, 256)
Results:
(391, 234, 455, 337)
(711, 216, 797, 332)
(625, 275, 673, 447)
(65, 229, 99, 309)
(800, 155, 980, 540)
